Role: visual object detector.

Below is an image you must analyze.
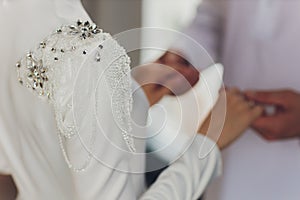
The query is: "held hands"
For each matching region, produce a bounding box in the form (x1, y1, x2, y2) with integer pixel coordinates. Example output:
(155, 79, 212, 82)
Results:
(199, 88, 263, 149)
(136, 51, 264, 150)
(245, 89, 300, 140)
(137, 51, 300, 145)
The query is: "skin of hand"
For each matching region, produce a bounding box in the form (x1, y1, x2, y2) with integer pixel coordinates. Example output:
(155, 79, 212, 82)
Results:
(133, 51, 200, 106)
(0, 175, 18, 200)
(132, 62, 193, 106)
(156, 51, 199, 95)
(245, 89, 300, 141)
(199, 88, 264, 149)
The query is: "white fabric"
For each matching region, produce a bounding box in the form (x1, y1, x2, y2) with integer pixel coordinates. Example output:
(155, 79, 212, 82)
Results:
(147, 64, 224, 163)
(0, 0, 222, 199)
(141, 134, 222, 200)
(173, 0, 300, 200)
(0, 135, 10, 175)
(0, 0, 90, 199)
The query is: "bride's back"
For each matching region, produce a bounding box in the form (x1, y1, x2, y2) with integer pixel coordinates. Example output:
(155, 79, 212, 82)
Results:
(0, 0, 89, 199)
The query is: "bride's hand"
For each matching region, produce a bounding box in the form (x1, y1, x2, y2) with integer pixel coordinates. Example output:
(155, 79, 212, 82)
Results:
(198, 88, 263, 149)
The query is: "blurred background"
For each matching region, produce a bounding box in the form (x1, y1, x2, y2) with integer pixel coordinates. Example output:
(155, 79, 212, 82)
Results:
(82, 0, 200, 67)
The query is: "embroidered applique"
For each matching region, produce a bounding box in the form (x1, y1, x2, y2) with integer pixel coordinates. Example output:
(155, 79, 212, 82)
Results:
(16, 20, 136, 171)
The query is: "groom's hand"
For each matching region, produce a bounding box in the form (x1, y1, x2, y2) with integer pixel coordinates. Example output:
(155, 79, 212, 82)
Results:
(245, 89, 300, 140)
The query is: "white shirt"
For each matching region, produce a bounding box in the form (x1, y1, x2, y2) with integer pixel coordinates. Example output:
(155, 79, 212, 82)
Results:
(0, 0, 221, 199)
(174, 0, 300, 199)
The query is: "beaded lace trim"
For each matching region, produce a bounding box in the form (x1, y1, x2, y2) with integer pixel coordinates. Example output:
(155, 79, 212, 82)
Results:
(16, 20, 135, 171)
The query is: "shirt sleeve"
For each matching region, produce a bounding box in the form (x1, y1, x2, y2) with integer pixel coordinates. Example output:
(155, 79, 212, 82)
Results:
(171, 0, 224, 69)
(140, 134, 222, 200)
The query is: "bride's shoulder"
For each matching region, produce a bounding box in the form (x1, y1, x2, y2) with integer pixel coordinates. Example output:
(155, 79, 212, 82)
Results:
(15, 20, 130, 100)
(14, 20, 135, 152)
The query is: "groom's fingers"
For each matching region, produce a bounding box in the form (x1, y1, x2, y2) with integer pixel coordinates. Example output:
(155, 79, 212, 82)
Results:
(244, 90, 288, 106)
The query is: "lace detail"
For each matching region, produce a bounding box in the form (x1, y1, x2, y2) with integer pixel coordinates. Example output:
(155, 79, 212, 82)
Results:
(102, 44, 135, 152)
(16, 20, 135, 171)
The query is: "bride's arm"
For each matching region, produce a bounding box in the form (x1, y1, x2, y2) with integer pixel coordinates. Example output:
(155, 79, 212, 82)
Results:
(133, 63, 220, 199)
(140, 135, 221, 200)
(199, 88, 263, 149)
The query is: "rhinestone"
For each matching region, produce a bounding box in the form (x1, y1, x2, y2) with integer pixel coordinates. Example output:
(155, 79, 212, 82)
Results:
(82, 27, 88, 32)
(40, 68, 47, 73)
(83, 50, 87, 55)
(51, 48, 56, 53)
(98, 45, 103, 49)
(77, 20, 83, 26)
(69, 25, 76, 30)
(95, 29, 101, 34)
(16, 62, 21, 68)
(33, 81, 38, 88)
(18, 79, 23, 85)
(40, 42, 46, 48)
(54, 57, 58, 61)
(27, 53, 32, 58)
(95, 52, 101, 62)
(91, 24, 97, 30)
(56, 29, 62, 33)
(81, 33, 87, 39)
(60, 49, 65, 53)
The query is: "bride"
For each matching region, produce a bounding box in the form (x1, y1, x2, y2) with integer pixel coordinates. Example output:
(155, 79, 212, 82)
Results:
(0, 0, 263, 199)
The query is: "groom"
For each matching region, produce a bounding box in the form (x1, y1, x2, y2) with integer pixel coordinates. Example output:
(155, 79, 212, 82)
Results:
(151, 0, 300, 199)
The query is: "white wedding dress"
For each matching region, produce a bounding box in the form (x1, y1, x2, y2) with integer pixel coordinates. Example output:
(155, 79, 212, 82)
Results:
(0, 0, 221, 199)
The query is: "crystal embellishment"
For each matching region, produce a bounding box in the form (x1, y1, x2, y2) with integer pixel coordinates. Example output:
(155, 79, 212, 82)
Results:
(16, 52, 50, 96)
(69, 20, 102, 39)
(15, 20, 104, 98)
(15, 20, 136, 172)
(27, 57, 48, 90)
